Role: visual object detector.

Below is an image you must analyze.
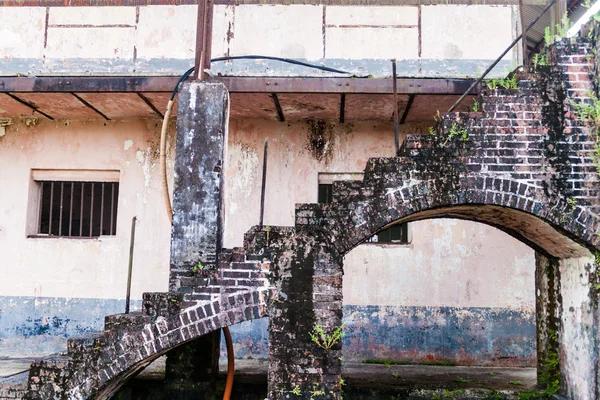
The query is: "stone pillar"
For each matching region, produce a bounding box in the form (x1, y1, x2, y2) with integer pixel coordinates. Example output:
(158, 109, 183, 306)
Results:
(534, 252, 561, 390)
(167, 81, 228, 392)
(169, 81, 229, 293)
(557, 255, 597, 399)
(268, 230, 343, 399)
(536, 251, 599, 400)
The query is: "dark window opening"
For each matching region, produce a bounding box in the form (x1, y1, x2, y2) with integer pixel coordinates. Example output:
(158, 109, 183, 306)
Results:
(318, 183, 333, 204)
(37, 181, 119, 237)
(318, 182, 409, 244)
(365, 223, 409, 244)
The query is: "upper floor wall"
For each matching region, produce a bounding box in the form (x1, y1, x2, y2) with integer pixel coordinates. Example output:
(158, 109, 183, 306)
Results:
(0, 3, 520, 78)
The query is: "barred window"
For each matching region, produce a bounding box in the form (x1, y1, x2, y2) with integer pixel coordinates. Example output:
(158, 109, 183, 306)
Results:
(35, 180, 119, 237)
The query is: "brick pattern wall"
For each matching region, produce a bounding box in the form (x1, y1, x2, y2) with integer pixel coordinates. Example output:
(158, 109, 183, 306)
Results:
(294, 40, 600, 258)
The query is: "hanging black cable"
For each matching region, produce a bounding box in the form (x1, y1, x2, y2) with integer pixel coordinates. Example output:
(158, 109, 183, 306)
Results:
(170, 55, 353, 100)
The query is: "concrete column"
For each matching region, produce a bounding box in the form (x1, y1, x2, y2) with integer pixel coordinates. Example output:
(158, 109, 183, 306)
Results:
(268, 231, 343, 399)
(167, 81, 228, 394)
(169, 82, 229, 293)
(557, 255, 597, 399)
(535, 252, 561, 390)
(536, 251, 599, 399)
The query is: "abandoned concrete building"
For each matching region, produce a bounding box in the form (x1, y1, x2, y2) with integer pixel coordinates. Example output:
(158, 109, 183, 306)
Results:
(0, 0, 599, 399)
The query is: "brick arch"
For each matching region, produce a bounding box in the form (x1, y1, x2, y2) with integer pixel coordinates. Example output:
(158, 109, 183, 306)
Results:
(297, 161, 600, 260)
(25, 287, 273, 400)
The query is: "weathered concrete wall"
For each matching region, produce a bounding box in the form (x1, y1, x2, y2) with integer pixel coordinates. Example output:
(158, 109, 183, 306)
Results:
(0, 115, 536, 362)
(0, 118, 174, 356)
(0, 4, 518, 77)
(343, 219, 535, 366)
(169, 82, 229, 293)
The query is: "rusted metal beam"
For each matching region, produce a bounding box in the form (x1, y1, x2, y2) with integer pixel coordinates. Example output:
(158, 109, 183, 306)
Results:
(0, 76, 480, 95)
(137, 92, 164, 118)
(0, 76, 180, 92)
(0, 0, 554, 5)
(400, 94, 415, 125)
(210, 77, 479, 94)
(194, 0, 208, 80)
(270, 93, 285, 122)
(203, 0, 214, 74)
(72, 92, 110, 120)
(6, 93, 54, 120)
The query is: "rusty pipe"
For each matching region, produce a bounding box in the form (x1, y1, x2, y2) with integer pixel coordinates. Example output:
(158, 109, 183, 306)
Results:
(223, 326, 234, 400)
(160, 100, 174, 223)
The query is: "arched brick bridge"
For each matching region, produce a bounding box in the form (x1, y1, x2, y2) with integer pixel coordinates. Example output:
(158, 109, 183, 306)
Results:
(21, 38, 600, 400)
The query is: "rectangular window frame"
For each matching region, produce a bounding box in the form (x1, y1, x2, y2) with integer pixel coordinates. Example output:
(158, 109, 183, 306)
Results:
(317, 173, 410, 246)
(28, 169, 120, 239)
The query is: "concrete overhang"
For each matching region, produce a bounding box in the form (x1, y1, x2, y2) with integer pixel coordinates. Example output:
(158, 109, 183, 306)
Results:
(0, 76, 477, 122)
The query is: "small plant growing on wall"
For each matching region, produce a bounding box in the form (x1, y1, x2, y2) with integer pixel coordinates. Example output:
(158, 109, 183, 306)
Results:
(443, 123, 469, 146)
(571, 92, 600, 173)
(310, 325, 344, 350)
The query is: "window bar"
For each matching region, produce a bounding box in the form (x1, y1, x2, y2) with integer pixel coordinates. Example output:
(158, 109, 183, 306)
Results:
(90, 183, 95, 237)
(80, 182, 84, 237)
(58, 182, 64, 236)
(49, 181, 54, 235)
(69, 182, 74, 236)
(110, 183, 115, 235)
(100, 182, 105, 236)
(37, 182, 44, 234)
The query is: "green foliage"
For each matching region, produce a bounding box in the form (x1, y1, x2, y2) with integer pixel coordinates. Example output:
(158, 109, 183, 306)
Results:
(471, 100, 480, 113)
(290, 385, 302, 396)
(539, 349, 560, 396)
(544, 26, 555, 47)
(309, 386, 325, 400)
(518, 392, 540, 400)
(443, 389, 466, 398)
(510, 380, 524, 385)
(454, 377, 471, 383)
(532, 53, 548, 71)
(485, 391, 504, 400)
(571, 93, 600, 172)
(486, 75, 518, 91)
(584, 0, 592, 8)
(192, 261, 204, 273)
(443, 123, 468, 145)
(310, 324, 344, 350)
(544, 15, 573, 47)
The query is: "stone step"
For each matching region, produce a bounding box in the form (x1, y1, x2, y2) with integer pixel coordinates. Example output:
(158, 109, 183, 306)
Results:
(67, 332, 105, 358)
(104, 311, 150, 331)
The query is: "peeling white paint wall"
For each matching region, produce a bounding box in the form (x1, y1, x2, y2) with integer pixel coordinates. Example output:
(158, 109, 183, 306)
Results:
(0, 119, 175, 300)
(0, 4, 518, 77)
(224, 119, 535, 310)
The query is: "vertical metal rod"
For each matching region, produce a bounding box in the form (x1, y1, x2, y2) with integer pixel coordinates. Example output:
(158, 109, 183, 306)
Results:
(392, 59, 400, 157)
(38, 182, 44, 234)
(194, 0, 209, 80)
(58, 182, 64, 236)
(110, 183, 115, 235)
(203, 0, 214, 73)
(259, 138, 269, 228)
(80, 183, 84, 236)
(100, 182, 105, 236)
(90, 183, 94, 237)
(69, 182, 74, 237)
(125, 216, 137, 314)
(519, 0, 527, 66)
(49, 182, 54, 235)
